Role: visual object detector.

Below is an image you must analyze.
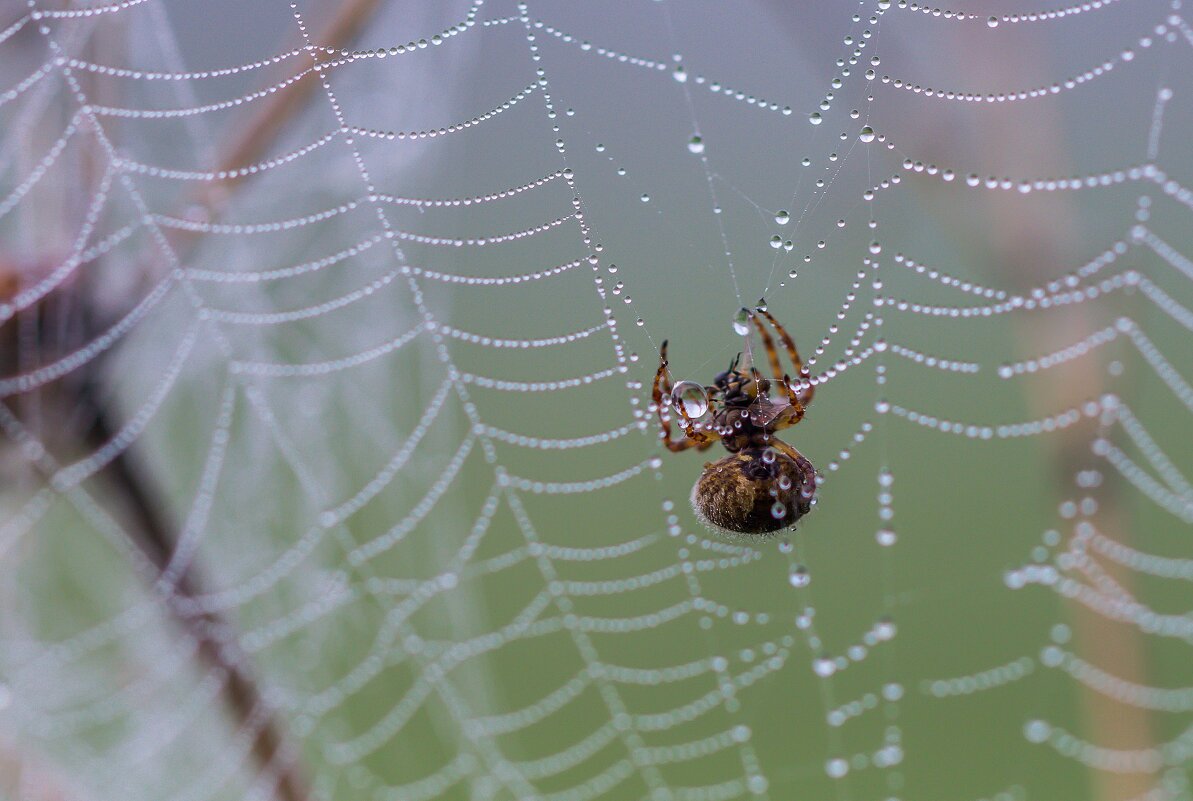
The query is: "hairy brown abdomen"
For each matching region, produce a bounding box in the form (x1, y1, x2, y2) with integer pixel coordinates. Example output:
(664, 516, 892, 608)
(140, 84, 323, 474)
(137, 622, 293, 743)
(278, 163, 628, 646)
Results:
(690, 447, 817, 538)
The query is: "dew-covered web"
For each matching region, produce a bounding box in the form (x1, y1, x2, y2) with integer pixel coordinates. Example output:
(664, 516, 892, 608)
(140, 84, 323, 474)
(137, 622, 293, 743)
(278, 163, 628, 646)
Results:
(1, 0, 1192, 799)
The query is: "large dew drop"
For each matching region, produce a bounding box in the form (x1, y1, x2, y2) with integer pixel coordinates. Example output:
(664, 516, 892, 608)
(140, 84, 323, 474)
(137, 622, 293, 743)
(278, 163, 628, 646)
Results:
(670, 380, 709, 418)
(859, 125, 875, 143)
(733, 308, 752, 336)
(687, 135, 705, 154)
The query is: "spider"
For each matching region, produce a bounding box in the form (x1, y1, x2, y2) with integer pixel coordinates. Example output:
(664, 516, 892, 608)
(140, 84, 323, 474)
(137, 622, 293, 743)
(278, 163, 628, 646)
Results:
(652, 306, 818, 538)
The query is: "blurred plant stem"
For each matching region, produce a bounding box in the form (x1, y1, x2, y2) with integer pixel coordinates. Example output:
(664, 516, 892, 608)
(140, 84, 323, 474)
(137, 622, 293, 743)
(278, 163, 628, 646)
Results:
(4, 1, 382, 798)
(953, 25, 1157, 801)
(174, 0, 381, 259)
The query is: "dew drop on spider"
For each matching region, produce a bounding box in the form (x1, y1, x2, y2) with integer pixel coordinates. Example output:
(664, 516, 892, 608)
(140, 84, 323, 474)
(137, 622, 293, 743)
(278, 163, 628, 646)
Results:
(670, 380, 709, 418)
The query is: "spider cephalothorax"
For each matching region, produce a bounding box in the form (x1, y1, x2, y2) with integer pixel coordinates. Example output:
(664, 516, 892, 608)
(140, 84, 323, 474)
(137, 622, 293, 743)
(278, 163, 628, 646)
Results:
(653, 307, 818, 538)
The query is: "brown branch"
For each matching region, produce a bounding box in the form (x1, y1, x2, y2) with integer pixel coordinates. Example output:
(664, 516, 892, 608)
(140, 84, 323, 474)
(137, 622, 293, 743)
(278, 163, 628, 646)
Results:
(173, 0, 385, 259)
(69, 2, 387, 794)
(1, 2, 386, 798)
(79, 382, 306, 801)
(81, 4, 387, 794)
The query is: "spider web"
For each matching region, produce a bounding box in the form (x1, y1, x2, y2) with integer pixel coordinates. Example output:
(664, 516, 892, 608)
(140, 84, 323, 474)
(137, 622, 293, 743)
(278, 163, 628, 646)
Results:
(0, 0, 1191, 799)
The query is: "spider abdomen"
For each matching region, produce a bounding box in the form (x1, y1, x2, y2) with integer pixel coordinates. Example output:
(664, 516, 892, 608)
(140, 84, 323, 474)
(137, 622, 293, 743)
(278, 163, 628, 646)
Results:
(690, 448, 817, 538)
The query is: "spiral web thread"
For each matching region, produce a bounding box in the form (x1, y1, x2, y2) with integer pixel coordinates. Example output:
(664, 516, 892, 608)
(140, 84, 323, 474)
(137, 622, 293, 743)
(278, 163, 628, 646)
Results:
(0, 0, 1191, 799)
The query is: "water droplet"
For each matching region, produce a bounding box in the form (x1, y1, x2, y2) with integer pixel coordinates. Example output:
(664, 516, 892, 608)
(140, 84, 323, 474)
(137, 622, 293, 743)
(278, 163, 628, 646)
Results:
(671, 380, 709, 418)
(877, 0, 890, 9)
(869, 241, 882, 255)
(809, 112, 823, 125)
(762, 449, 777, 464)
(1024, 720, 1051, 743)
(778, 475, 792, 491)
(733, 308, 752, 336)
(687, 135, 705, 154)
(673, 65, 688, 82)
(876, 528, 897, 546)
(771, 501, 788, 519)
(770, 235, 783, 249)
(986, 15, 999, 27)
(775, 210, 790, 225)
(789, 565, 810, 587)
(875, 616, 896, 640)
(640, 193, 650, 202)
(756, 297, 768, 312)
(859, 125, 875, 143)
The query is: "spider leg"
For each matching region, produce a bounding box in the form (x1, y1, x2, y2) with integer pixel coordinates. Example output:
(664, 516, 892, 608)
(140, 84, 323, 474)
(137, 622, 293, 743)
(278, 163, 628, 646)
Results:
(769, 437, 818, 501)
(750, 313, 785, 382)
(769, 436, 811, 467)
(652, 341, 671, 403)
(653, 340, 718, 452)
(768, 383, 807, 430)
(664, 433, 718, 453)
(652, 340, 677, 442)
(757, 308, 815, 406)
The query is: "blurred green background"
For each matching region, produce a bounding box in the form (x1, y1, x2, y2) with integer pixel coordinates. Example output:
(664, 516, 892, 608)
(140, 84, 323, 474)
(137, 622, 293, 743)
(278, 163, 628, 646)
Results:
(1, 1, 1191, 800)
